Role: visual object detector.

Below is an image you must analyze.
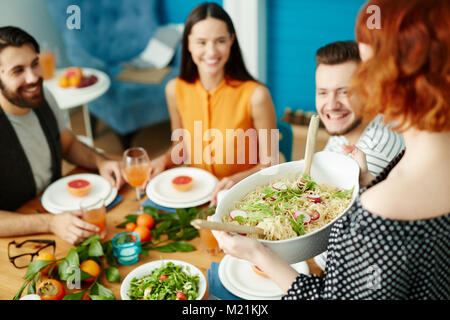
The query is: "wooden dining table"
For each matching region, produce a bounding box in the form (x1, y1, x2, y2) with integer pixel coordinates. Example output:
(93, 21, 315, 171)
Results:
(0, 168, 323, 300)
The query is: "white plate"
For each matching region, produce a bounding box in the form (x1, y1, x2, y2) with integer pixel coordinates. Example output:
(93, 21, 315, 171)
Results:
(224, 255, 309, 298)
(42, 186, 118, 214)
(146, 183, 212, 209)
(313, 251, 327, 271)
(42, 174, 114, 212)
(218, 255, 282, 300)
(219, 255, 309, 299)
(147, 167, 218, 203)
(120, 259, 207, 300)
(46, 68, 109, 96)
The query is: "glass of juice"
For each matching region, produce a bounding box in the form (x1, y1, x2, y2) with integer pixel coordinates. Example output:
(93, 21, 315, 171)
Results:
(80, 198, 107, 239)
(197, 206, 221, 255)
(39, 51, 55, 80)
(198, 228, 221, 255)
(121, 147, 151, 214)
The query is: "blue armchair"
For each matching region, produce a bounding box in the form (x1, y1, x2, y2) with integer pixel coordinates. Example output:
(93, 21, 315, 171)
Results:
(46, 0, 180, 146)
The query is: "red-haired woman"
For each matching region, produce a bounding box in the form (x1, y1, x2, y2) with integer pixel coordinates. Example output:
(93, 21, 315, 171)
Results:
(213, 0, 450, 299)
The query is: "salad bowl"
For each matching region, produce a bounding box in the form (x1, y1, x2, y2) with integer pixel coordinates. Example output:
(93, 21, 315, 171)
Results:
(120, 260, 207, 300)
(212, 151, 360, 264)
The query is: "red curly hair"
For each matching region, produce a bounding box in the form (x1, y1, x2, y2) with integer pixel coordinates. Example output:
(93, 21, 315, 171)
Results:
(350, 0, 450, 132)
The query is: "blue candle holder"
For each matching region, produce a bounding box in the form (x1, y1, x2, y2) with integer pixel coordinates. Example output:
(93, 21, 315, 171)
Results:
(112, 232, 141, 265)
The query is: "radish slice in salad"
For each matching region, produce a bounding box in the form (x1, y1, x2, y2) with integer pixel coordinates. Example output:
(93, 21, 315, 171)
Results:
(311, 210, 320, 221)
(229, 210, 247, 221)
(294, 210, 309, 221)
(272, 182, 287, 191)
(306, 195, 322, 203)
(302, 213, 311, 224)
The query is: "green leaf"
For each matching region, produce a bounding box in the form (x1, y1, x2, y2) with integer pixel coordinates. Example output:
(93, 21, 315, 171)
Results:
(90, 282, 115, 300)
(26, 273, 39, 295)
(154, 241, 196, 253)
(116, 214, 138, 228)
(333, 187, 354, 199)
(13, 279, 31, 300)
(102, 241, 117, 267)
(63, 291, 86, 300)
(58, 249, 80, 281)
(88, 240, 104, 257)
(66, 248, 80, 265)
(78, 234, 101, 247)
(24, 259, 50, 279)
(152, 220, 173, 240)
(105, 267, 120, 283)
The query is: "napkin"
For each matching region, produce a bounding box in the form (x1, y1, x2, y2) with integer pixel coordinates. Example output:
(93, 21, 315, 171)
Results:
(106, 195, 123, 211)
(142, 198, 176, 213)
(207, 262, 243, 300)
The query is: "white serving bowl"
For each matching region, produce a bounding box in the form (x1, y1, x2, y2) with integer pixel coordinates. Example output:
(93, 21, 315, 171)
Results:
(212, 151, 359, 264)
(120, 259, 207, 300)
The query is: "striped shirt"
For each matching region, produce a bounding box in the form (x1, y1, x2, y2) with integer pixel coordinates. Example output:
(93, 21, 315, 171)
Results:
(323, 115, 405, 176)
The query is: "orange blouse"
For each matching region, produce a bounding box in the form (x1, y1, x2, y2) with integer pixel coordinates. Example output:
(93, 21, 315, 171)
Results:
(174, 77, 260, 180)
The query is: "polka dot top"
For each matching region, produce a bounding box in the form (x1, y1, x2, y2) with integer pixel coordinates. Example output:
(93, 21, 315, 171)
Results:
(283, 150, 450, 300)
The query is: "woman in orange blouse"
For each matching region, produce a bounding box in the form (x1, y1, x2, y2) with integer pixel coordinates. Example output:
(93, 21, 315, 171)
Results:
(150, 3, 277, 205)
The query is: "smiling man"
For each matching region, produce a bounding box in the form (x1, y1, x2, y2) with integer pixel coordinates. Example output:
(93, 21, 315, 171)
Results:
(313, 41, 405, 270)
(315, 41, 405, 176)
(0, 26, 123, 244)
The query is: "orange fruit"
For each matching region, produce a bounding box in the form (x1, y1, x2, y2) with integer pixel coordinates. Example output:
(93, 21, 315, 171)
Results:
(136, 214, 154, 229)
(68, 76, 81, 87)
(58, 76, 69, 88)
(80, 259, 101, 283)
(134, 226, 151, 242)
(36, 252, 56, 275)
(125, 222, 136, 232)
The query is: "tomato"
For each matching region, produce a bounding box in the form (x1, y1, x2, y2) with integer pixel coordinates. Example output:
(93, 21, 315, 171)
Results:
(159, 274, 168, 282)
(176, 291, 186, 300)
(37, 279, 65, 300)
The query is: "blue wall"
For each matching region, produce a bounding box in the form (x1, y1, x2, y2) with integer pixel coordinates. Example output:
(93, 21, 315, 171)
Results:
(267, 0, 366, 117)
(157, 0, 222, 24)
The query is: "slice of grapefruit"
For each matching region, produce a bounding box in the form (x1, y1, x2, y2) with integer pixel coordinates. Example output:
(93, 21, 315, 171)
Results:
(171, 175, 193, 192)
(66, 179, 91, 197)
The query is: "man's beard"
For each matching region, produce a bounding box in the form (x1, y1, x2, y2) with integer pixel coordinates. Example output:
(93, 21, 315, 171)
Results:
(328, 117, 363, 136)
(0, 78, 44, 109)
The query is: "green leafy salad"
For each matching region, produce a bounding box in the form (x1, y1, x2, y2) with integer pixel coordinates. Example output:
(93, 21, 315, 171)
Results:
(226, 174, 354, 240)
(128, 261, 200, 300)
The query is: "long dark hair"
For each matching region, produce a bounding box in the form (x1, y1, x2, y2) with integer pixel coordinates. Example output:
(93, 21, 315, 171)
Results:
(179, 2, 255, 83)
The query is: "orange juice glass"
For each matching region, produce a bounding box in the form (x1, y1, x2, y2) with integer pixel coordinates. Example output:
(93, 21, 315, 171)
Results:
(122, 164, 151, 187)
(199, 228, 221, 255)
(122, 147, 151, 214)
(39, 51, 55, 80)
(80, 198, 107, 239)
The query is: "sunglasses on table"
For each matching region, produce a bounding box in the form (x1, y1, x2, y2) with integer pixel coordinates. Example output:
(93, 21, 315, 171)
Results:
(8, 239, 56, 269)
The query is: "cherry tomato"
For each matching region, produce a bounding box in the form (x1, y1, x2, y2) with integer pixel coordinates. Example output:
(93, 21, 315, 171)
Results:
(176, 291, 186, 300)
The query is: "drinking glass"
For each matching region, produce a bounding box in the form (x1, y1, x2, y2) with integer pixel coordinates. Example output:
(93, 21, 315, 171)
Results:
(39, 51, 55, 80)
(121, 147, 151, 214)
(80, 198, 107, 239)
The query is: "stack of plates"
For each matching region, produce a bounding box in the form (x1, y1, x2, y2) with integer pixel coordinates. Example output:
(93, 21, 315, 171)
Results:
(146, 167, 218, 208)
(218, 255, 309, 300)
(41, 173, 117, 214)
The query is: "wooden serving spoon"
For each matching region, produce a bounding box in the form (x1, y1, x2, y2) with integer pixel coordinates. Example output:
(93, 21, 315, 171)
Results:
(302, 114, 320, 177)
(191, 219, 265, 236)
